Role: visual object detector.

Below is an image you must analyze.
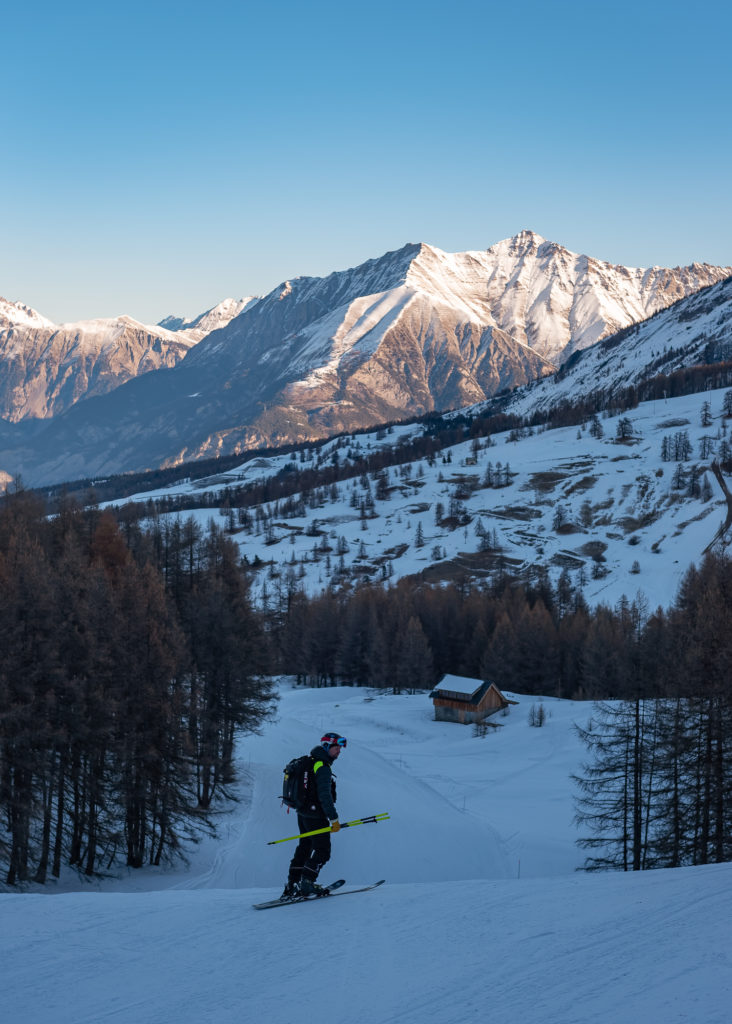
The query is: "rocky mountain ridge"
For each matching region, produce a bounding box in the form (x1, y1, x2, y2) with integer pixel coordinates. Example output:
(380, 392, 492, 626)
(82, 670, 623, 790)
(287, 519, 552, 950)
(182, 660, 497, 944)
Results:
(0, 297, 250, 422)
(501, 273, 732, 421)
(397, 233, 732, 363)
(1, 233, 730, 487)
(157, 297, 258, 343)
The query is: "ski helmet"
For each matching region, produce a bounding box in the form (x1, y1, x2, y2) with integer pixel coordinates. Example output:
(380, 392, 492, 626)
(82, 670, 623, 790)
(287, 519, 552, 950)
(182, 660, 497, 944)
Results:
(321, 732, 347, 750)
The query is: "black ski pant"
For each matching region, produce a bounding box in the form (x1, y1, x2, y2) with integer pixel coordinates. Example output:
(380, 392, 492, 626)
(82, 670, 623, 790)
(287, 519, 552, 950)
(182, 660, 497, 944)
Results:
(288, 813, 331, 884)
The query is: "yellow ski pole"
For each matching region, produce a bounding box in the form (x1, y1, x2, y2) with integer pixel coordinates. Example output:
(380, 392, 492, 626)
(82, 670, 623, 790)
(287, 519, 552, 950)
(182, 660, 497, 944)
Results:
(267, 812, 390, 845)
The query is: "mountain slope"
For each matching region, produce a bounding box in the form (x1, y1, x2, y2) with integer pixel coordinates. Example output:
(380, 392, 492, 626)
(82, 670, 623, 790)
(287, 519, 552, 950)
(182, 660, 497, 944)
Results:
(1, 234, 729, 486)
(5, 866, 729, 1024)
(107, 384, 732, 617)
(503, 273, 732, 420)
(2, 685, 730, 1024)
(0, 296, 252, 422)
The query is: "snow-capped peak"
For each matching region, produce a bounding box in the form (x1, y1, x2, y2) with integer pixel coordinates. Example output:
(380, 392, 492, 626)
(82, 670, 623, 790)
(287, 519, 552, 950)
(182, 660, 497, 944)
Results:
(0, 296, 56, 330)
(158, 297, 259, 342)
(486, 229, 548, 259)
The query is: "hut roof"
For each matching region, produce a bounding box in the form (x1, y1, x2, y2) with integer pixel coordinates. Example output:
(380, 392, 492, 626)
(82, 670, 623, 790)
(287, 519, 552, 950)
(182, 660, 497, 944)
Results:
(430, 674, 501, 706)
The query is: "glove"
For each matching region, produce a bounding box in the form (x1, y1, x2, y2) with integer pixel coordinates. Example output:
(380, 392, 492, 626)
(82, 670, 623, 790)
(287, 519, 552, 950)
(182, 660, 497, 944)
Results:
(330, 820, 341, 833)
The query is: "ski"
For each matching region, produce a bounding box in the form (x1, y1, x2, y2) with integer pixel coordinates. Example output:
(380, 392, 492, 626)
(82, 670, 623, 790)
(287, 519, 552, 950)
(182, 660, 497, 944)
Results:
(252, 879, 384, 911)
(252, 879, 345, 910)
(322, 879, 385, 900)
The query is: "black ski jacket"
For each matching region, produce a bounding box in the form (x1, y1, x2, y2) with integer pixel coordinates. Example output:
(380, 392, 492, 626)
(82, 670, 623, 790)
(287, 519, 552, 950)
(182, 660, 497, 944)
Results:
(302, 744, 338, 821)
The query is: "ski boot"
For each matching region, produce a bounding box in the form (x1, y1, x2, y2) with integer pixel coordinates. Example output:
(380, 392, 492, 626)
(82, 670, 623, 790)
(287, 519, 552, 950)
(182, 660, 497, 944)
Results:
(298, 878, 329, 897)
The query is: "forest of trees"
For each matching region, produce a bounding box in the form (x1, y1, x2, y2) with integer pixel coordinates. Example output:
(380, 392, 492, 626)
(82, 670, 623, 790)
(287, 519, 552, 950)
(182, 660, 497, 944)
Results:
(3, 312, 732, 885)
(0, 491, 274, 885)
(265, 554, 729, 702)
(3, 468, 732, 883)
(574, 553, 732, 871)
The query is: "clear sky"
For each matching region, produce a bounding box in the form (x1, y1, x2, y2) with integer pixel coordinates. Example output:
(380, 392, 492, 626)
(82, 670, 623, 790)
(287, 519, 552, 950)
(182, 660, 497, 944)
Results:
(2, 0, 731, 325)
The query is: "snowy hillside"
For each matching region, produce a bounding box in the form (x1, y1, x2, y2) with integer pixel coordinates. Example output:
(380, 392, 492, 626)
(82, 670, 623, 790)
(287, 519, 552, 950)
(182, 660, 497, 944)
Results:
(504, 274, 732, 420)
(112, 384, 732, 614)
(3, 684, 730, 1024)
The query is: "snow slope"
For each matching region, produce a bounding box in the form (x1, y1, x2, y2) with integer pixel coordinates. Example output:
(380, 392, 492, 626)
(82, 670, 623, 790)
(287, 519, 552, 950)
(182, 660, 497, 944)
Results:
(504, 274, 732, 420)
(3, 684, 731, 1024)
(112, 385, 732, 614)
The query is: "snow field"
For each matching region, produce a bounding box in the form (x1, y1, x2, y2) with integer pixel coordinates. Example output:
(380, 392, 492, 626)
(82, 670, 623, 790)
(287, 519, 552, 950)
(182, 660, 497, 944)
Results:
(3, 684, 731, 1023)
(4, 864, 731, 1023)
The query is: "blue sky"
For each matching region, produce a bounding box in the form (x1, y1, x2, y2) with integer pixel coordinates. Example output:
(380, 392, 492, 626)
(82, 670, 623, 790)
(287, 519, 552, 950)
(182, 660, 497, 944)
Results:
(3, 0, 731, 324)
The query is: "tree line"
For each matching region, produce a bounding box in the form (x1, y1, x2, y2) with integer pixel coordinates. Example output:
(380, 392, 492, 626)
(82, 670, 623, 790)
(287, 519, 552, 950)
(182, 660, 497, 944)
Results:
(0, 491, 273, 886)
(574, 552, 732, 870)
(265, 554, 726, 701)
(4, 484, 732, 883)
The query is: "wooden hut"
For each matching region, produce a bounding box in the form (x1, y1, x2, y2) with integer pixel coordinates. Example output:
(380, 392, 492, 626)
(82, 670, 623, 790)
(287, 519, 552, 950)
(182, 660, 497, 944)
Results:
(430, 674, 512, 724)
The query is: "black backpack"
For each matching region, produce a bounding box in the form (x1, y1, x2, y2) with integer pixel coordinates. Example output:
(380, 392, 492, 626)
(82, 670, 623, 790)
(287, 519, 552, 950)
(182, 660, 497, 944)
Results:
(281, 755, 315, 812)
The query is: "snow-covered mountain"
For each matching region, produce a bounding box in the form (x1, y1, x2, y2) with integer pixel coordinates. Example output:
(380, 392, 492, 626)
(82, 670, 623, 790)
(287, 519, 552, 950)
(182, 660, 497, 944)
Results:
(473, 230, 730, 362)
(502, 273, 732, 421)
(178, 232, 730, 449)
(0, 297, 56, 332)
(0, 296, 251, 422)
(158, 296, 258, 343)
(0, 310, 195, 422)
(2, 233, 728, 487)
(173, 239, 560, 451)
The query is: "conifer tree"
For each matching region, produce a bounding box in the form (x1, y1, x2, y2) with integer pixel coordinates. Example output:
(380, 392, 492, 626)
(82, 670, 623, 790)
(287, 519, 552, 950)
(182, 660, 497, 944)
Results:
(394, 616, 434, 694)
(574, 698, 659, 871)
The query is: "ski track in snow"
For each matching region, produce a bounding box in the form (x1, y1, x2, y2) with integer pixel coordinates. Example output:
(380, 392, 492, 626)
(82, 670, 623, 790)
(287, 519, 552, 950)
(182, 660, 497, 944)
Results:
(2, 685, 731, 1024)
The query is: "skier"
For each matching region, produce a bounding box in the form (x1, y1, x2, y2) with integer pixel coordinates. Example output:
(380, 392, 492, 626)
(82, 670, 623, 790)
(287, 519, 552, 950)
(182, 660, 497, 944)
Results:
(280, 732, 346, 898)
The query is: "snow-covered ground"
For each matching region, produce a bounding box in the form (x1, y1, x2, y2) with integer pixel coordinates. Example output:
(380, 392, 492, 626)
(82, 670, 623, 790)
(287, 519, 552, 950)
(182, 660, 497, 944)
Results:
(3, 683, 731, 1023)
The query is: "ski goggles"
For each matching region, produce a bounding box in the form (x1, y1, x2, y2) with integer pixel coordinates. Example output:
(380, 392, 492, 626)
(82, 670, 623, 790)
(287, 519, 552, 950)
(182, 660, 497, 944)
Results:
(322, 734, 347, 748)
